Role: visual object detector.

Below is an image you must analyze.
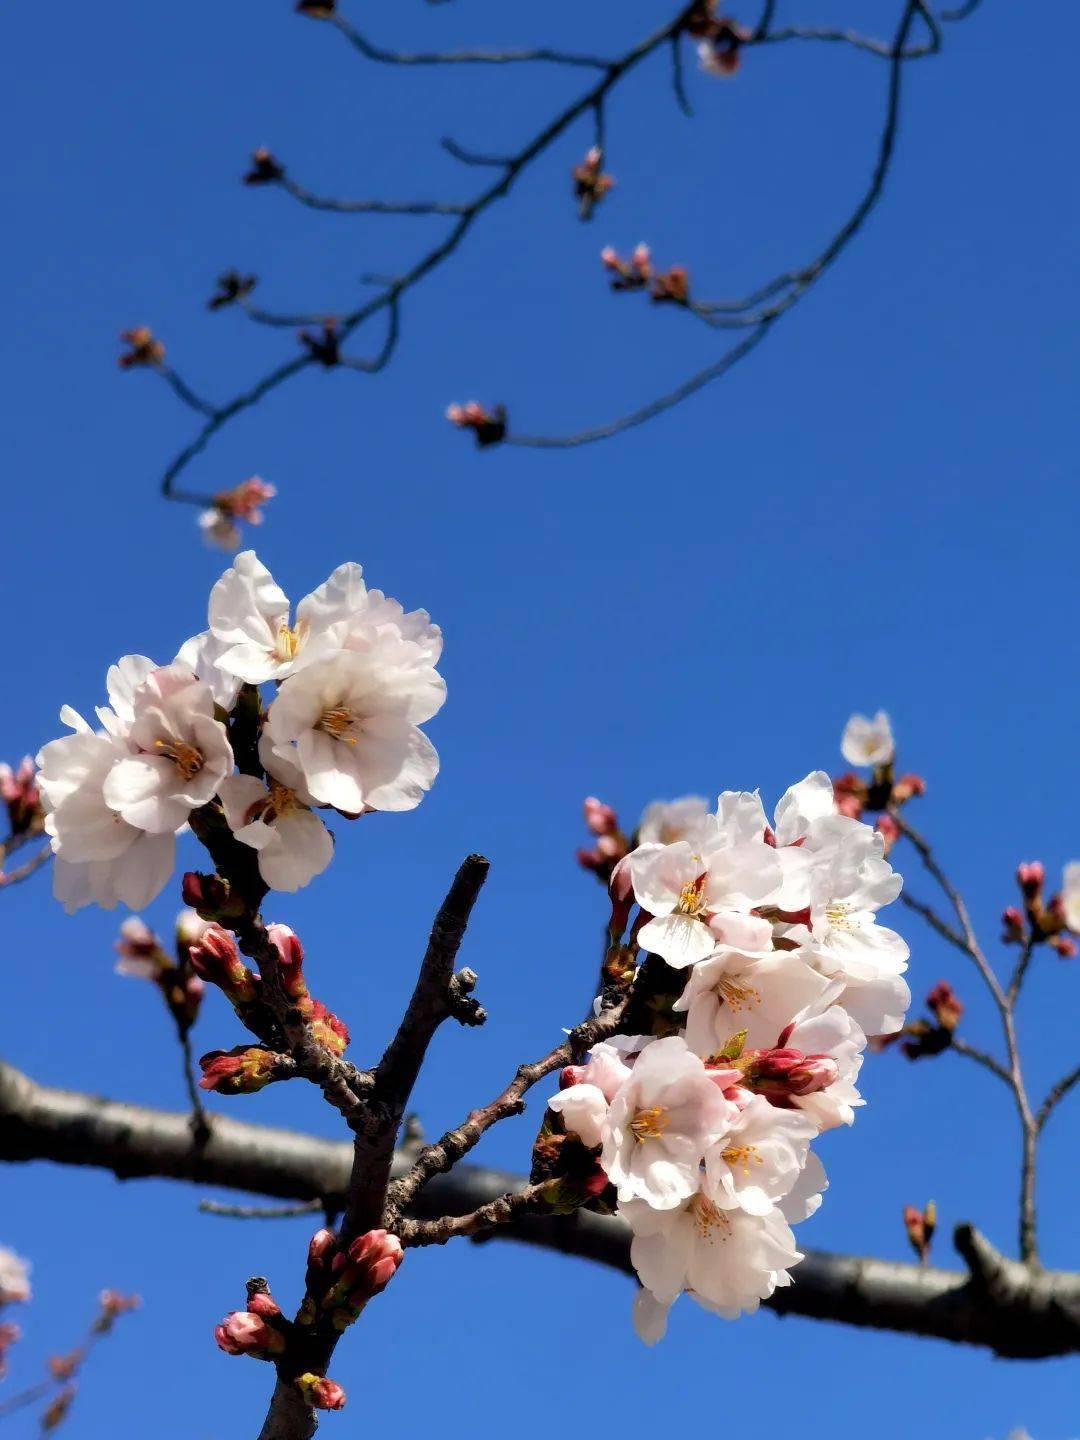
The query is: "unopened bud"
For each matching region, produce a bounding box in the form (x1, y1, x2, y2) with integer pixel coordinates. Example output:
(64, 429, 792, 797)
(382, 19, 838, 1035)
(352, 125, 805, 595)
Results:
(1001, 905, 1025, 943)
(306, 998, 350, 1056)
(903, 1201, 936, 1262)
(346, 1230, 404, 1302)
(188, 924, 258, 1004)
(744, 1046, 838, 1103)
(891, 772, 926, 803)
(1051, 933, 1078, 960)
(214, 1309, 286, 1358)
(296, 1373, 347, 1410)
(875, 814, 901, 854)
(583, 797, 618, 837)
(244, 147, 285, 185)
(267, 922, 307, 1001)
(1017, 861, 1045, 901)
(198, 1045, 285, 1095)
(926, 980, 962, 1032)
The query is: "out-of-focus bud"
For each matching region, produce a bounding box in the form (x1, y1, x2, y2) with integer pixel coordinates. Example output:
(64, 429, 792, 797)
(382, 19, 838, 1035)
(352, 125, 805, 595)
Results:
(601, 242, 652, 291)
(577, 797, 630, 884)
(891, 772, 926, 803)
(445, 400, 507, 447)
(697, 20, 750, 76)
(296, 1373, 347, 1410)
(584, 797, 618, 836)
(244, 147, 285, 185)
(41, 1385, 76, 1434)
(113, 917, 167, 980)
(1017, 861, 1045, 902)
(199, 1045, 287, 1095)
(299, 320, 341, 367)
(651, 264, 689, 305)
(208, 269, 258, 311)
(903, 1201, 936, 1262)
(267, 922, 307, 1001)
(875, 813, 901, 855)
(48, 1350, 82, 1382)
(94, 1292, 140, 1334)
(832, 771, 866, 820)
(0, 757, 41, 835)
(926, 980, 962, 1032)
(189, 924, 259, 1004)
(572, 146, 614, 220)
(210, 476, 276, 528)
(296, 0, 336, 14)
(118, 326, 164, 369)
(1050, 933, 1078, 960)
(1001, 905, 1025, 944)
(0, 1321, 20, 1379)
(742, 1046, 838, 1103)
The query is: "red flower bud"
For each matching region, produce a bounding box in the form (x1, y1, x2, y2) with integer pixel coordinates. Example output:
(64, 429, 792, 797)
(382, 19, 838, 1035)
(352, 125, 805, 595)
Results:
(1001, 905, 1025, 943)
(874, 814, 901, 854)
(189, 925, 258, 1003)
(198, 1045, 284, 1094)
(891, 772, 926, 803)
(267, 923, 307, 1001)
(345, 1230, 404, 1302)
(743, 1046, 838, 1103)
(903, 1201, 936, 1261)
(926, 980, 962, 1032)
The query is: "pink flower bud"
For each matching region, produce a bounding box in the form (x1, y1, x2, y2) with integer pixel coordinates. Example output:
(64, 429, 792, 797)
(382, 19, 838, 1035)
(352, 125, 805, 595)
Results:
(345, 1230, 404, 1301)
(891, 772, 926, 803)
(267, 922, 307, 1000)
(559, 1065, 587, 1089)
(214, 1310, 285, 1357)
(1001, 905, 1025, 943)
(745, 1046, 838, 1103)
(297, 1373, 347, 1410)
(583, 797, 617, 836)
(307, 1228, 336, 1267)
(1017, 861, 1045, 900)
(1051, 934, 1078, 960)
(875, 814, 901, 854)
(189, 925, 258, 1003)
(246, 1291, 281, 1320)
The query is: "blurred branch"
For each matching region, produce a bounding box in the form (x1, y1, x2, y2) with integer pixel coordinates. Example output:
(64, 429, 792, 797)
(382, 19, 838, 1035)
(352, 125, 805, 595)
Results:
(149, 0, 987, 495)
(2, 1055, 1079, 1358)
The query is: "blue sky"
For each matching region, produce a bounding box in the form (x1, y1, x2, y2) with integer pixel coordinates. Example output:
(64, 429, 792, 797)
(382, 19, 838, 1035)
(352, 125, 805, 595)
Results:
(1, 0, 1077, 1435)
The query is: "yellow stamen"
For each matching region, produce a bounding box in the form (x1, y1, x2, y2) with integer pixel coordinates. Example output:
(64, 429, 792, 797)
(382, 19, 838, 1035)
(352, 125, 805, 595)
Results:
(153, 738, 204, 782)
(674, 877, 707, 918)
(630, 1105, 670, 1142)
(275, 618, 306, 662)
(690, 1195, 731, 1239)
(717, 977, 762, 1013)
(720, 1143, 763, 1178)
(317, 706, 358, 745)
(826, 900, 859, 932)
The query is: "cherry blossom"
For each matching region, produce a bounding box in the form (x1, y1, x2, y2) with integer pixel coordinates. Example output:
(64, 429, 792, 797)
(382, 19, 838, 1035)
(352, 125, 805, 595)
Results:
(676, 949, 835, 1060)
(636, 795, 711, 847)
(218, 739, 334, 893)
(262, 641, 444, 815)
(703, 1095, 816, 1216)
(1061, 861, 1080, 933)
(37, 708, 175, 914)
(774, 999, 867, 1130)
(103, 665, 233, 834)
(624, 1195, 801, 1321)
(600, 1036, 735, 1208)
(841, 710, 895, 767)
(548, 1039, 637, 1148)
(628, 836, 779, 968)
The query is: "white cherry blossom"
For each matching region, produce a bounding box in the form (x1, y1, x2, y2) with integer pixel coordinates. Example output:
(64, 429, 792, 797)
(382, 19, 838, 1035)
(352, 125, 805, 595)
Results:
(637, 795, 711, 847)
(600, 1036, 735, 1208)
(218, 739, 333, 893)
(624, 1195, 801, 1319)
(780, 1000, 867, 1130)
(262, 641, 444, 815)
(676, 949, 836, 1060)
(175, 629, 243, 712)
(103, 666, 233, 834)
(703, 1095, 816, 1216)
(37, 708, 175, 914)
(628, 838, 779, 969)
(841, 710, 894, 767)
(547, 1039, 636, 1148)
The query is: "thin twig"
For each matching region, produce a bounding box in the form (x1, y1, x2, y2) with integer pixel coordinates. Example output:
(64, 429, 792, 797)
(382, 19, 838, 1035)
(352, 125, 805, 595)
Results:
(1036, 1064, 1080, 1133)
(199, 1198, 323, 1220)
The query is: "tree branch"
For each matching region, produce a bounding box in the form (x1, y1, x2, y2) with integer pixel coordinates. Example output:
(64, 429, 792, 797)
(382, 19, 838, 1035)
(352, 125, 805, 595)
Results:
(3, 1057, 1079, 1359)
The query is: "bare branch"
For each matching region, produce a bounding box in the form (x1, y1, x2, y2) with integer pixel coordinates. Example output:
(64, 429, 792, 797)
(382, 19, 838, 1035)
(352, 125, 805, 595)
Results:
(1036, 1063, 1080, 1134)
(325, 12, 614, 70)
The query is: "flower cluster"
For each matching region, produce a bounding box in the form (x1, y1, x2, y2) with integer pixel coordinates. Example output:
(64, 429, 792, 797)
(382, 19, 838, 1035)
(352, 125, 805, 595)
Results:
(35, 553, 444, 913)
(555, 769, 909, 1342)
(572, 146, 614, 220)
(0, 1247, 31, 1307)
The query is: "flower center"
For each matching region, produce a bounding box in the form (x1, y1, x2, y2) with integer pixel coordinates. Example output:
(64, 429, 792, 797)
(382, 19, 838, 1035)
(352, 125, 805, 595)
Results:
(717, 976, 762, 1013)
(825, 900, 859, 932)
(630, 1105, 670, 1142)
(154, 738, 204, 781)
(719, 1143, 763, 1177)
(690, 1195, 731, 1239)
(274, 618, 307, 662)
(674, 876, 707, 918)
(317, 706, 358, 745)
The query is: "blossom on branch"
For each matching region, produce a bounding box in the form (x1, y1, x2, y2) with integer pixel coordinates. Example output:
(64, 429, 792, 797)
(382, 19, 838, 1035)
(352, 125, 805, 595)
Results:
(0, 1247, 31, 1306)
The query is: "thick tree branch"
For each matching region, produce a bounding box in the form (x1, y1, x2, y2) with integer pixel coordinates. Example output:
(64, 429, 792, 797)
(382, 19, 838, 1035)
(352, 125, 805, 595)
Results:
(2, 1057, 1078, 1359)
